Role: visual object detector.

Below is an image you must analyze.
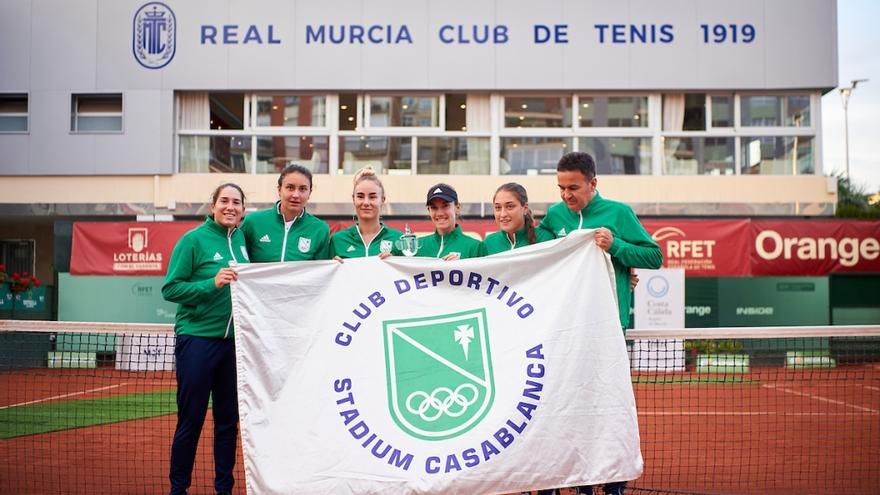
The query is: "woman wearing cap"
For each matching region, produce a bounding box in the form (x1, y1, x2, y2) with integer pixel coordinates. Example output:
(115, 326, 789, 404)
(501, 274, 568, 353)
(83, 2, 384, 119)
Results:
(416, 183, 486, 260)
(162, 183, 248, 495)
(240, 164, 331, 262)
(330, 166, 403, 259)
(483, 182, 554, 255)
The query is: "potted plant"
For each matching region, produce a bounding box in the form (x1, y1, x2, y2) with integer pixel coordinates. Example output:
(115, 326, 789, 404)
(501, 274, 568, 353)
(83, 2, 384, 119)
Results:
(10, 271, 40, 294)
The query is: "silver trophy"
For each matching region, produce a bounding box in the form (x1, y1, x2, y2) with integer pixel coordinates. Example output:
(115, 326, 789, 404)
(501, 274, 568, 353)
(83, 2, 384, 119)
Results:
(395, 223, 420, 257)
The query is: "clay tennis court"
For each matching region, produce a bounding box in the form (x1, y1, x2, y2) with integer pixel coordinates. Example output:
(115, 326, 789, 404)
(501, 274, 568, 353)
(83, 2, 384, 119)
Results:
(1, 364, 877, 495)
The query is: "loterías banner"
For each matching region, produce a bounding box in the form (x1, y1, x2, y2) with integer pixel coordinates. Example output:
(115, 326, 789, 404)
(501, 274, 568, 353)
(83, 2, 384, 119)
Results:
(70, 221, 199, 276)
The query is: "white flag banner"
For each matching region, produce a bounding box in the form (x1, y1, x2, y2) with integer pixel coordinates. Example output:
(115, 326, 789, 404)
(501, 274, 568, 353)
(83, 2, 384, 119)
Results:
(231, 229, 643, 494)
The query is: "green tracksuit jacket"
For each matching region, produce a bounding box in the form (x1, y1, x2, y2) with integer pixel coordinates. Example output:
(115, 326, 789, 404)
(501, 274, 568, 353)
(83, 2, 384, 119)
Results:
(162, 218, 249, 339)
(240, 202, 331, 262)
(482, 226, 555, 255)
(330, 223, 403, 259)
(538, 192, 662, 330)
(416, 225, 487, 259)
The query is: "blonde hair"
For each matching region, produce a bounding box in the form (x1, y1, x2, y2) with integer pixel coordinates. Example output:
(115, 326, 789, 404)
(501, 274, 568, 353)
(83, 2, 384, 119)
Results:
(353, 166, 385, 198)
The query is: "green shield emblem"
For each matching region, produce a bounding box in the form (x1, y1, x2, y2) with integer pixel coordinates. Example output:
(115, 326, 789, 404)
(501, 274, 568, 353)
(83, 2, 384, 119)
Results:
(383, 308, 494, 441)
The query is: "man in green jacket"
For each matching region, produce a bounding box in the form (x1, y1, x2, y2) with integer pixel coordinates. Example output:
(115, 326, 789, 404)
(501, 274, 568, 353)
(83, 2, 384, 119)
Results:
(240, 164, 331, 262)
(537, 151, 661, 495)
(539, 151, 661, 330)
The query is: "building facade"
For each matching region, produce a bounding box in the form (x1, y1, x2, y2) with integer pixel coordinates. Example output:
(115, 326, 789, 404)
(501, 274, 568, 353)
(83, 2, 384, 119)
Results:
(0, 0, 841, 299)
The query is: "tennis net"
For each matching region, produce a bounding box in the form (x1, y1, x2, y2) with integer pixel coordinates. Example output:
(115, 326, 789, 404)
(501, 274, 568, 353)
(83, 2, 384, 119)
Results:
(1, 320, 878, 495)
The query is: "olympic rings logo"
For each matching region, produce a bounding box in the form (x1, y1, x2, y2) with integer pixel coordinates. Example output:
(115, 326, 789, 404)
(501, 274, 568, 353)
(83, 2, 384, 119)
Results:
(405, 383, 479, 422)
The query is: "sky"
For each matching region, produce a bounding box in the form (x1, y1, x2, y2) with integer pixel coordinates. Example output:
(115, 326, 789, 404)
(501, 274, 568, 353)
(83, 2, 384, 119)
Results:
(821, 0, 880, 193)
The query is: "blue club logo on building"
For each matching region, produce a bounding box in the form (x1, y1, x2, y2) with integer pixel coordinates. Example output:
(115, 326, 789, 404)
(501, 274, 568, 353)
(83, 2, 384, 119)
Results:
(133, 2, 176, 69)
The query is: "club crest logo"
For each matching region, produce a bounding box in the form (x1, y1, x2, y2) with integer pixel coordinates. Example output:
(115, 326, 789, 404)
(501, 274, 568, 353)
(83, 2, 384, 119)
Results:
(383, 308, 494, 441)
(132, 2, 176, 70)
(379, 240, 393, 253)
(298, 236, 311, 253)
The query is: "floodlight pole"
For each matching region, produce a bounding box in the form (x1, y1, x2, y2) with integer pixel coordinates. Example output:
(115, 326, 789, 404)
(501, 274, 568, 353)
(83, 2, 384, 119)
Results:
(839, 79, 869, 181)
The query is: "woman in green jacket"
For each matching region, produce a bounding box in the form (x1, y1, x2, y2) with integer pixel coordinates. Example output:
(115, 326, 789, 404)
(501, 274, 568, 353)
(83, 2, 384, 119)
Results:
(483, 182, 554, 255)
(416, 183, 486, 260)
(163, 183, 248, 495)
(240, 164, 331, 262)
(330, 166, 403, 259)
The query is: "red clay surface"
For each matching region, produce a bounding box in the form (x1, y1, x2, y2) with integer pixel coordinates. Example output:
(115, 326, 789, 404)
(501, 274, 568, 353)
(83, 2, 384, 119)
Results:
(1, 365, 878, 494)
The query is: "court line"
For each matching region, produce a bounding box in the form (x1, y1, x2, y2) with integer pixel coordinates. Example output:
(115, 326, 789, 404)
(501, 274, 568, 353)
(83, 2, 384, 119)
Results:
(762, 383, 880, 413)
(0, 383, 130, 410)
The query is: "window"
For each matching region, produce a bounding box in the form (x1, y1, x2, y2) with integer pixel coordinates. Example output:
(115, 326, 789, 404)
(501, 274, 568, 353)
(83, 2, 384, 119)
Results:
(339, 136, 411, 175)
(741, 95, 810, 127)
(445, 94, 467, 131)
(71, 94, 122, 132)
(505, 96, 571, 128)
(710, 95, 734, 127)
(0, 240, 35, 276)
(339, 93, 358, 131)
(578, 96, 647, 128)
(179, 135, 251, 173)
(254, 95, 326, 127)
(256, 136, 329, 174)
(663, 137, 735, 175)
(0, 94, 28, 132)
(417, 137, 490, 174)
(368, 96, 438, 127)
(741, 136, 813, 175)
(209, 93, 244, 130)
(579, 137, 651, 175)
(500, 137, 571, 175)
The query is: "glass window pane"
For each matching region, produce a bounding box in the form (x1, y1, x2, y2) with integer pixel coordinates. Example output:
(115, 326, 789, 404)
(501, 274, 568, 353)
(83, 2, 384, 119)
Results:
(578, 137, 652, 175)
(741, 136, 814, 175)
(0, 116, 27, 132)
(710, 95, 733, 127)
(500, 137, 571, 175)
(663, 137, 735, 175)
(339, 136, 411, 175)
(255, 136, 329, 174)
(742, 95, 811, 127)
(76, 116, 122, 132)
(504, 96, 571, 128)
(209, 93, 244, 130)
(77, 96, 122, 113)
(0, 94, 28, 113)
(785, 95, 811, 127)
(255, 95, 326, 127)
(369, 96, 438, 127)
(741, 96, 781, 126)
(445, 93, 467, 131)
(339, 93, 358, 131)
(417, 137, 489, 175)
(662, 94, 706, 131)
(179, 135, 211, 172)
(179, 135, 252, 173)
(578, 96, 647, 128)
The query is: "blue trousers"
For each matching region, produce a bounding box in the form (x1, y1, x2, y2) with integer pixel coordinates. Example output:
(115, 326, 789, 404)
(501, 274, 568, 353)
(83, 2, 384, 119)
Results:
(169, 335, 238, 495)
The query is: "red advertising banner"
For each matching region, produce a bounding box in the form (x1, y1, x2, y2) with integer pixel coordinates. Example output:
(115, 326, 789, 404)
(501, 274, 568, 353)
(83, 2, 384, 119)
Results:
(71, 222, 200, 276)
(751, 220, 880, 275)
(70, 219, 880, 277)
(642, 220, 752, 277)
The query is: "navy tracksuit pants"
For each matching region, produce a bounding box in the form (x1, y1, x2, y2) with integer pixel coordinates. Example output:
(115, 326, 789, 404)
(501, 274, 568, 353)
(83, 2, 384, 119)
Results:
(169, 335, 238, 495)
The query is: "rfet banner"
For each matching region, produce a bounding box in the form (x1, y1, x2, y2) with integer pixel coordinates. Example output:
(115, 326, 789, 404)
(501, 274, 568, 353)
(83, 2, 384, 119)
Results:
(70, 222, 199, 276)
(231, 231, 643, 494)
(751, 220, 880, 276)
(641, 220, 751, 277)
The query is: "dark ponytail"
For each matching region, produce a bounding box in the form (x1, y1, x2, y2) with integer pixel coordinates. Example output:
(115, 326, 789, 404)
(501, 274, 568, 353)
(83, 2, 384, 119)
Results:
(494, 182, 536, 245)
